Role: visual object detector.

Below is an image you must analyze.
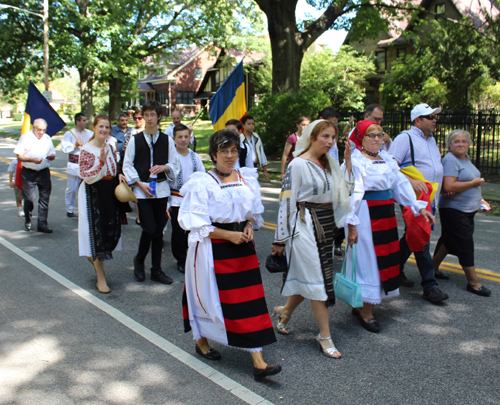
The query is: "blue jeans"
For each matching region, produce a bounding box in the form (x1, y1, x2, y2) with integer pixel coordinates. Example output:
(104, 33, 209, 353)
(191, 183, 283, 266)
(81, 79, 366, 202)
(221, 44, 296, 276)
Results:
(399, 233, 438, 292)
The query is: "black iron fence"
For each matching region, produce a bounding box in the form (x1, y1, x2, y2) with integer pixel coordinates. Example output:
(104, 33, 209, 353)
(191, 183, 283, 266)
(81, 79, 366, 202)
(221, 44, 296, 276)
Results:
(338, 110, 500, 174)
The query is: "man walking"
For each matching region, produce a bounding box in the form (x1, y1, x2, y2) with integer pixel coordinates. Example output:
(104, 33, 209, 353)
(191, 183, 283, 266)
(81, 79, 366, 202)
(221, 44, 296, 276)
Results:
(123, 100, 180, 284)
(389, 103, 449, 303)
(112, 113, 132, 160)
(60, 113, 93, 217)
(165, 110, 195, 147)
(14, 118, 56, 233)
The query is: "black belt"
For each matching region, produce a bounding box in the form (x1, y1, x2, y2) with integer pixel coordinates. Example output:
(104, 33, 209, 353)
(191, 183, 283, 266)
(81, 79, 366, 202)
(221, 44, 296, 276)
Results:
(212, 221, 248, 232)
(146, 178, 166, 183)
(22, 167, 49, 173)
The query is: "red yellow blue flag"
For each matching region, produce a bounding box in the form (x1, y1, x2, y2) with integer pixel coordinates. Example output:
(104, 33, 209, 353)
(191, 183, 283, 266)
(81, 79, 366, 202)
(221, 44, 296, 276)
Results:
(209, 61, 247, 132)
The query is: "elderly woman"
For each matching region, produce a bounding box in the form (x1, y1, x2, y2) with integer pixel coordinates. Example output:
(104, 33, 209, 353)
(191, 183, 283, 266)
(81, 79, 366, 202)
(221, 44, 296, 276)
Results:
(271, 120, 353, 359)
(344, 121, 434, 332)
(78, 114, 127, 293)
(179, 130, 281, 380)
(433, 130, 491, 296)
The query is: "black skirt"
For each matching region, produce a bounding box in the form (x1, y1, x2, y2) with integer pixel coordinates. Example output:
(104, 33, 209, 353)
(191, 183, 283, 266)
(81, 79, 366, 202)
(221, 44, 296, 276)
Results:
(436, 208, 476, 267)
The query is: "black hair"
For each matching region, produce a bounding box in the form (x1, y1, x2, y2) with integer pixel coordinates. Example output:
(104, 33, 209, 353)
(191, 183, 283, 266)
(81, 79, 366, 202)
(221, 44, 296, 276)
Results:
(133, 106, 143, 116)
(365, 104, 383, 116)
(118, 112, 129, 120)
(173, 123, 189, 137)
(225, 119, 243, 131)
(208, 129, 241, 164)
(241, 115, 254, 125)
(317, 107, 340, 120)
(143, 100, 163, 117)
(74, 112, 87, 123)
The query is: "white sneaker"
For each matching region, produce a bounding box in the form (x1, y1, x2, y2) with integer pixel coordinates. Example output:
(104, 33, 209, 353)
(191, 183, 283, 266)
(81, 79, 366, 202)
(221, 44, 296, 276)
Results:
(18, 211, 25, 218)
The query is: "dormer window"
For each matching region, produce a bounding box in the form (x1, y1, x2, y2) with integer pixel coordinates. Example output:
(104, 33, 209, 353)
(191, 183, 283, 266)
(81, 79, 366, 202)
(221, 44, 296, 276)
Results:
(157, 67, 165, 76)
(436, 4, 445, 15)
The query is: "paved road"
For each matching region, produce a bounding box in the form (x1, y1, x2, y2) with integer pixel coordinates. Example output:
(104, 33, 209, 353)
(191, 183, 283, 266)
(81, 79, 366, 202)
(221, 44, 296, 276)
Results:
(1, 136, 499, 405)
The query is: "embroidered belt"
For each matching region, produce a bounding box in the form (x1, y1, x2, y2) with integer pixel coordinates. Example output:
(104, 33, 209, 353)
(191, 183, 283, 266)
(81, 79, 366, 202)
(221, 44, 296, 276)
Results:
(170, 189, 182, 198)
(363, 190, 393, 201)
(102, 176, 114, 180)
(212, 221, 248, 232)
(298, 202, 333, 243)
(68, 154, 79, 164)
(147, 178, 166, 183)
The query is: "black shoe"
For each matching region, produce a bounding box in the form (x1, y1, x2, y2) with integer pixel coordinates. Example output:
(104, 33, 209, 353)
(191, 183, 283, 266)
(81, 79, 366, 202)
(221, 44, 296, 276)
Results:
(195, 344, 221, 360)
(151, 270, 173, 284)
(435, 271, 449, 280)
(25, 222, 32, 231)
(67, 212, 76, 218)
(400, 272, 415, 287)
(133, 256, 145, 282)
(334, 247, 343, 256)
(466, 284, 491, 297)
(37, 226, 53, 233)
(253, 364, 282, 380)
(352, 308, 381, 333)
(177, 263, 185, 273)
(423, 288, 449, 303)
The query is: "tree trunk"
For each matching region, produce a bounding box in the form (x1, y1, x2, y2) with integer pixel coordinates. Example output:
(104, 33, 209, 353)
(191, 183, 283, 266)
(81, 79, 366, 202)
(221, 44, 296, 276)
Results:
(264, 2, 305, 94)
(108, 76, 123, 121)
(79, 66, 94, 120)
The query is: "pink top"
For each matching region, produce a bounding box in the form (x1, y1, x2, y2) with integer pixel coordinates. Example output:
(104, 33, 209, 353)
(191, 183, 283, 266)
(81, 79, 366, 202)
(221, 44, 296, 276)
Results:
(286, 133, 298, 162)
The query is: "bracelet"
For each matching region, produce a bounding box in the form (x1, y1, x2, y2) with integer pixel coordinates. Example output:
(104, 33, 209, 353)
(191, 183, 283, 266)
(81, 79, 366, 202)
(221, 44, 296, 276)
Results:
(272, 242, 285, 247)
(247, 222, 254, 228)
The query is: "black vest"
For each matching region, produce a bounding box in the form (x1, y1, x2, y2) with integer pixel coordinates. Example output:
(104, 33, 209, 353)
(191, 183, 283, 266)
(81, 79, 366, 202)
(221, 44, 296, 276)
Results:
(133, 132, 170, 182)
(239, 143, 248, 167)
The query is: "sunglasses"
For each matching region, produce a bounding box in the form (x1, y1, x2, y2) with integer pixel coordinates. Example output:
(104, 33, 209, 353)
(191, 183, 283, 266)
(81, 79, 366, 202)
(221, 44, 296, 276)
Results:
(133, 116, 143, 120)
(419, 115, 438, 121)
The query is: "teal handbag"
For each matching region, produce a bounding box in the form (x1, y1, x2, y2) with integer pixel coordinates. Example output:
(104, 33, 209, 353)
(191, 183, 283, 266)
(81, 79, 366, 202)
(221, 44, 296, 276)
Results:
(334, 244, 363, 308)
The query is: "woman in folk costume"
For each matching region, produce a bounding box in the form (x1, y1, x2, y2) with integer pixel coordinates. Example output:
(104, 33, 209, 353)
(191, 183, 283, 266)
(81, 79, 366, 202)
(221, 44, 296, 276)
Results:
(271, 120, 353, 359)
(78, 115, 127, 294)
(343, 121, 434, 333)
(179, 130, 281, 380)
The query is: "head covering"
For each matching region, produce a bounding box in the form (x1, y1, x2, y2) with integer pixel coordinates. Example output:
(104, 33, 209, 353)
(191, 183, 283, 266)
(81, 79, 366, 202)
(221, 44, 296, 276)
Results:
(293, 119, 325, 158)
(349, 120, 379, 151)
(411, 104, 441, 122)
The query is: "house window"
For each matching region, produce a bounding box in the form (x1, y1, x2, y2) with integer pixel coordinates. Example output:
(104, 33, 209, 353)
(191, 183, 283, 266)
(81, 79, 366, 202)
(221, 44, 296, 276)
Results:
(157, 67, 165, 76)
(157, 91, 168, 105)
(397, 48, 407, 59)
(195, 68, 202, 80)
(139, 69, 149, 79)
(436, 4, 445, 15)
(177, 91, 195, 105)
(376, 51, 386, 72)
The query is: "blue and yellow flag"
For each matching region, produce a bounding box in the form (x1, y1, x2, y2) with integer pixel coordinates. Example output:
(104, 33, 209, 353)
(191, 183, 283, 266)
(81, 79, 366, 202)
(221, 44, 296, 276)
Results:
(21, 81, 66, 137)
(209, 61, 247, 131)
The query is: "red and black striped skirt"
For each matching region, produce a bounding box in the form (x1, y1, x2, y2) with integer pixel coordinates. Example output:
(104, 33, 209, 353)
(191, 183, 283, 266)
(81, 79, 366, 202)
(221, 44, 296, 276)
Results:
(364, 190, 400, 294)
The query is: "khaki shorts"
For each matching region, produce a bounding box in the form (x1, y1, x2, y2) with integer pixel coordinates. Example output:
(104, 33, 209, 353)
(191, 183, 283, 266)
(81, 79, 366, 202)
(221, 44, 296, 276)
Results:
(14, 186, 23, 202)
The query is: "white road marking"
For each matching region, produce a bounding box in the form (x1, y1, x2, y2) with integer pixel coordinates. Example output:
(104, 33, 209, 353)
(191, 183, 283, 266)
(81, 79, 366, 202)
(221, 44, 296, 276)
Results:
(0, 236, 274, 405)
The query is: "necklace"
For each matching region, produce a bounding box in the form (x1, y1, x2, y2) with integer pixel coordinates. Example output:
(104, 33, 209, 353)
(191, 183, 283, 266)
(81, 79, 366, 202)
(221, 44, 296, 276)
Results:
(362, 148, 379, 157)
(213, 167, 232, 177)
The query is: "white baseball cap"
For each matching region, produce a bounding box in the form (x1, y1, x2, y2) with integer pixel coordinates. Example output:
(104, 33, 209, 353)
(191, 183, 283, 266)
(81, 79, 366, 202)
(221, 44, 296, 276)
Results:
(411, 104, 441, 122)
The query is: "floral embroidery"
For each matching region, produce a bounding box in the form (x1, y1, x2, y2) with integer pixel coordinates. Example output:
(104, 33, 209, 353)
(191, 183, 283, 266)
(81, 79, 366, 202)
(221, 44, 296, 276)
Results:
(306, 162, 319, 195)
(308, 161, 330, 194)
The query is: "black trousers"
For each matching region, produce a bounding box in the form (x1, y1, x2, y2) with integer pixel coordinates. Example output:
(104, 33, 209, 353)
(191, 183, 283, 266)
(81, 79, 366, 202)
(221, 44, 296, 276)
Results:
(137, 198, 168, 272)
(334, 227, 345, 248)
(21, 167, 51, 228)
(170, 206, 189, 265)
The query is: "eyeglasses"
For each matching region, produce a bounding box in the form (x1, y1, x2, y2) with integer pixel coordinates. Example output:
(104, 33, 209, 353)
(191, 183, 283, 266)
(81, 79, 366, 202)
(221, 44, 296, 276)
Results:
(133, 116, 143, 120)
(419, 115, 438, 121)
(365, 132, 384, 139)
(218, 149, 239, 156)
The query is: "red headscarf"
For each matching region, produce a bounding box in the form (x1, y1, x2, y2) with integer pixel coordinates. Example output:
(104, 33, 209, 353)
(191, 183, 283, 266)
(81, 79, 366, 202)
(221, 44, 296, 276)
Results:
(349, 120, 379, 151)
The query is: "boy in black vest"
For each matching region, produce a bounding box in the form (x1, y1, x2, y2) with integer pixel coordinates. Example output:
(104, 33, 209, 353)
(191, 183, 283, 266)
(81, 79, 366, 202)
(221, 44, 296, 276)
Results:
(123, 100, 180, 284)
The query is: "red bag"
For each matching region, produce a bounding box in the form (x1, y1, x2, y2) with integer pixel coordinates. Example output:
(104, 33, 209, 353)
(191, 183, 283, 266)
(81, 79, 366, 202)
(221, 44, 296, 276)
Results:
(402, 183, 433, 252)
(14, 159, 23, 190)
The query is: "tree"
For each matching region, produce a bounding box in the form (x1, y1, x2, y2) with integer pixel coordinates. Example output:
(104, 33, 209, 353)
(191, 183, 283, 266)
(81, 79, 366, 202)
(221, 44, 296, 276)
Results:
(252, 0, 417, 94)
(300, 45, 375, 110)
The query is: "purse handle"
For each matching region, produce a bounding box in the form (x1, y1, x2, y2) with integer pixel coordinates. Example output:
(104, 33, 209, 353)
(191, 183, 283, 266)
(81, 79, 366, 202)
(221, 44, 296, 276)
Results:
(340, 244, 356, 282)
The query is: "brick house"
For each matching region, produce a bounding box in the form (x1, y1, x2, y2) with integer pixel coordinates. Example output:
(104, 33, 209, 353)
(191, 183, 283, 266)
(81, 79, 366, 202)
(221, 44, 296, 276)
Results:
(134, 47, 217, 117)
(344, 0, 499, 104)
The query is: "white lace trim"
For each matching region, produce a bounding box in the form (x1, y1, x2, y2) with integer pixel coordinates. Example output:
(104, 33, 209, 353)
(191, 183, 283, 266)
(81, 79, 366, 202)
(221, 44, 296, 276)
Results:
(346, 211, 360, 226)
(188, 225, 215, 245)
(189, 204, 209, 215)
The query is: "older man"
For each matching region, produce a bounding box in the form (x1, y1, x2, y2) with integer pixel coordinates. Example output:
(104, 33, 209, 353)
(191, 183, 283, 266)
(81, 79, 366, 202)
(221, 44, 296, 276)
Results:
(60, 113, 93, 217)
(165, 110, 195, 147)
(14, 118, 56, 233)
(112, 113, 132, 161)
(389, 103, 449, 304)
(347, 104, 392, 151)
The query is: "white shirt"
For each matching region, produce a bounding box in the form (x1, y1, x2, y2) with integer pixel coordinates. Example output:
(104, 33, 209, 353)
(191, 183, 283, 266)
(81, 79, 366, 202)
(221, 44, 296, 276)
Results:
(165, 123, 195, 145)
(61, 128, 93, 176)
(14, 130, 56, 171)
(169, 150, 205, 207)
(233, 141, 254, 169)
(122, 131, 180, 200)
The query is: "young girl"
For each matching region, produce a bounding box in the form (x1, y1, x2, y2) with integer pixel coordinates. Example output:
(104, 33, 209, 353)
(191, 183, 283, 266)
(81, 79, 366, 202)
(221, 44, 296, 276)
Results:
(280, 117, 310, 180)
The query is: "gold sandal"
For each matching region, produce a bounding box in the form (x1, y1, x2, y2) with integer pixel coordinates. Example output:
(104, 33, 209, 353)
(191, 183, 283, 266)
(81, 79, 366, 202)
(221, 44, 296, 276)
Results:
(316, 333, 341, 358)
(272, 306, 291, 335)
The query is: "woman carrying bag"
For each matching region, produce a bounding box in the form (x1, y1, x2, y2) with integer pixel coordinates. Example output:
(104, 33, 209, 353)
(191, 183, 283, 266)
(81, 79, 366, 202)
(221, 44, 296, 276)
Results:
(343, 121, 434, 333)
(271, 119, 353, 359)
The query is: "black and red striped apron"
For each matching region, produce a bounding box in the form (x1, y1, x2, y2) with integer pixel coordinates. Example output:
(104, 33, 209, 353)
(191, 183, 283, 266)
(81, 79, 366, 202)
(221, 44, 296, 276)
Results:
(363, 190, 400, 294)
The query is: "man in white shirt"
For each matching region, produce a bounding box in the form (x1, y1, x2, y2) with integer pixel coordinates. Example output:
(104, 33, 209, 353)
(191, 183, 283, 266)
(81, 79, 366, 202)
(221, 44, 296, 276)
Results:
(165, 110, 195, 147)
(13, 118, 56, 233)
(240, 115, 269, 181)
(60, 113, 93, 217)
(123, 100, 180, 284)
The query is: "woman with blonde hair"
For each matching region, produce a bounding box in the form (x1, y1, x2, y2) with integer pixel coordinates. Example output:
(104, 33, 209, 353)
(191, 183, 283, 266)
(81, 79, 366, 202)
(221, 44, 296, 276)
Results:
(271, 119, 353, 358)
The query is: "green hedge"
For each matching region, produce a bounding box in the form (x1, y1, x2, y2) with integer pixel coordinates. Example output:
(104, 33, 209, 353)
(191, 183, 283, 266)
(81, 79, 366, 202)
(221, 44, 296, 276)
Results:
(13, 113, 23, 121)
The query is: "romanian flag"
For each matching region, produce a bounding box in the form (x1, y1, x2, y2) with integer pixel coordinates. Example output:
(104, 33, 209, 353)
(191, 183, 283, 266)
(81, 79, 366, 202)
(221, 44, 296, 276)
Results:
(209, 61, 247, 132)
(15, 81, 66, 189)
